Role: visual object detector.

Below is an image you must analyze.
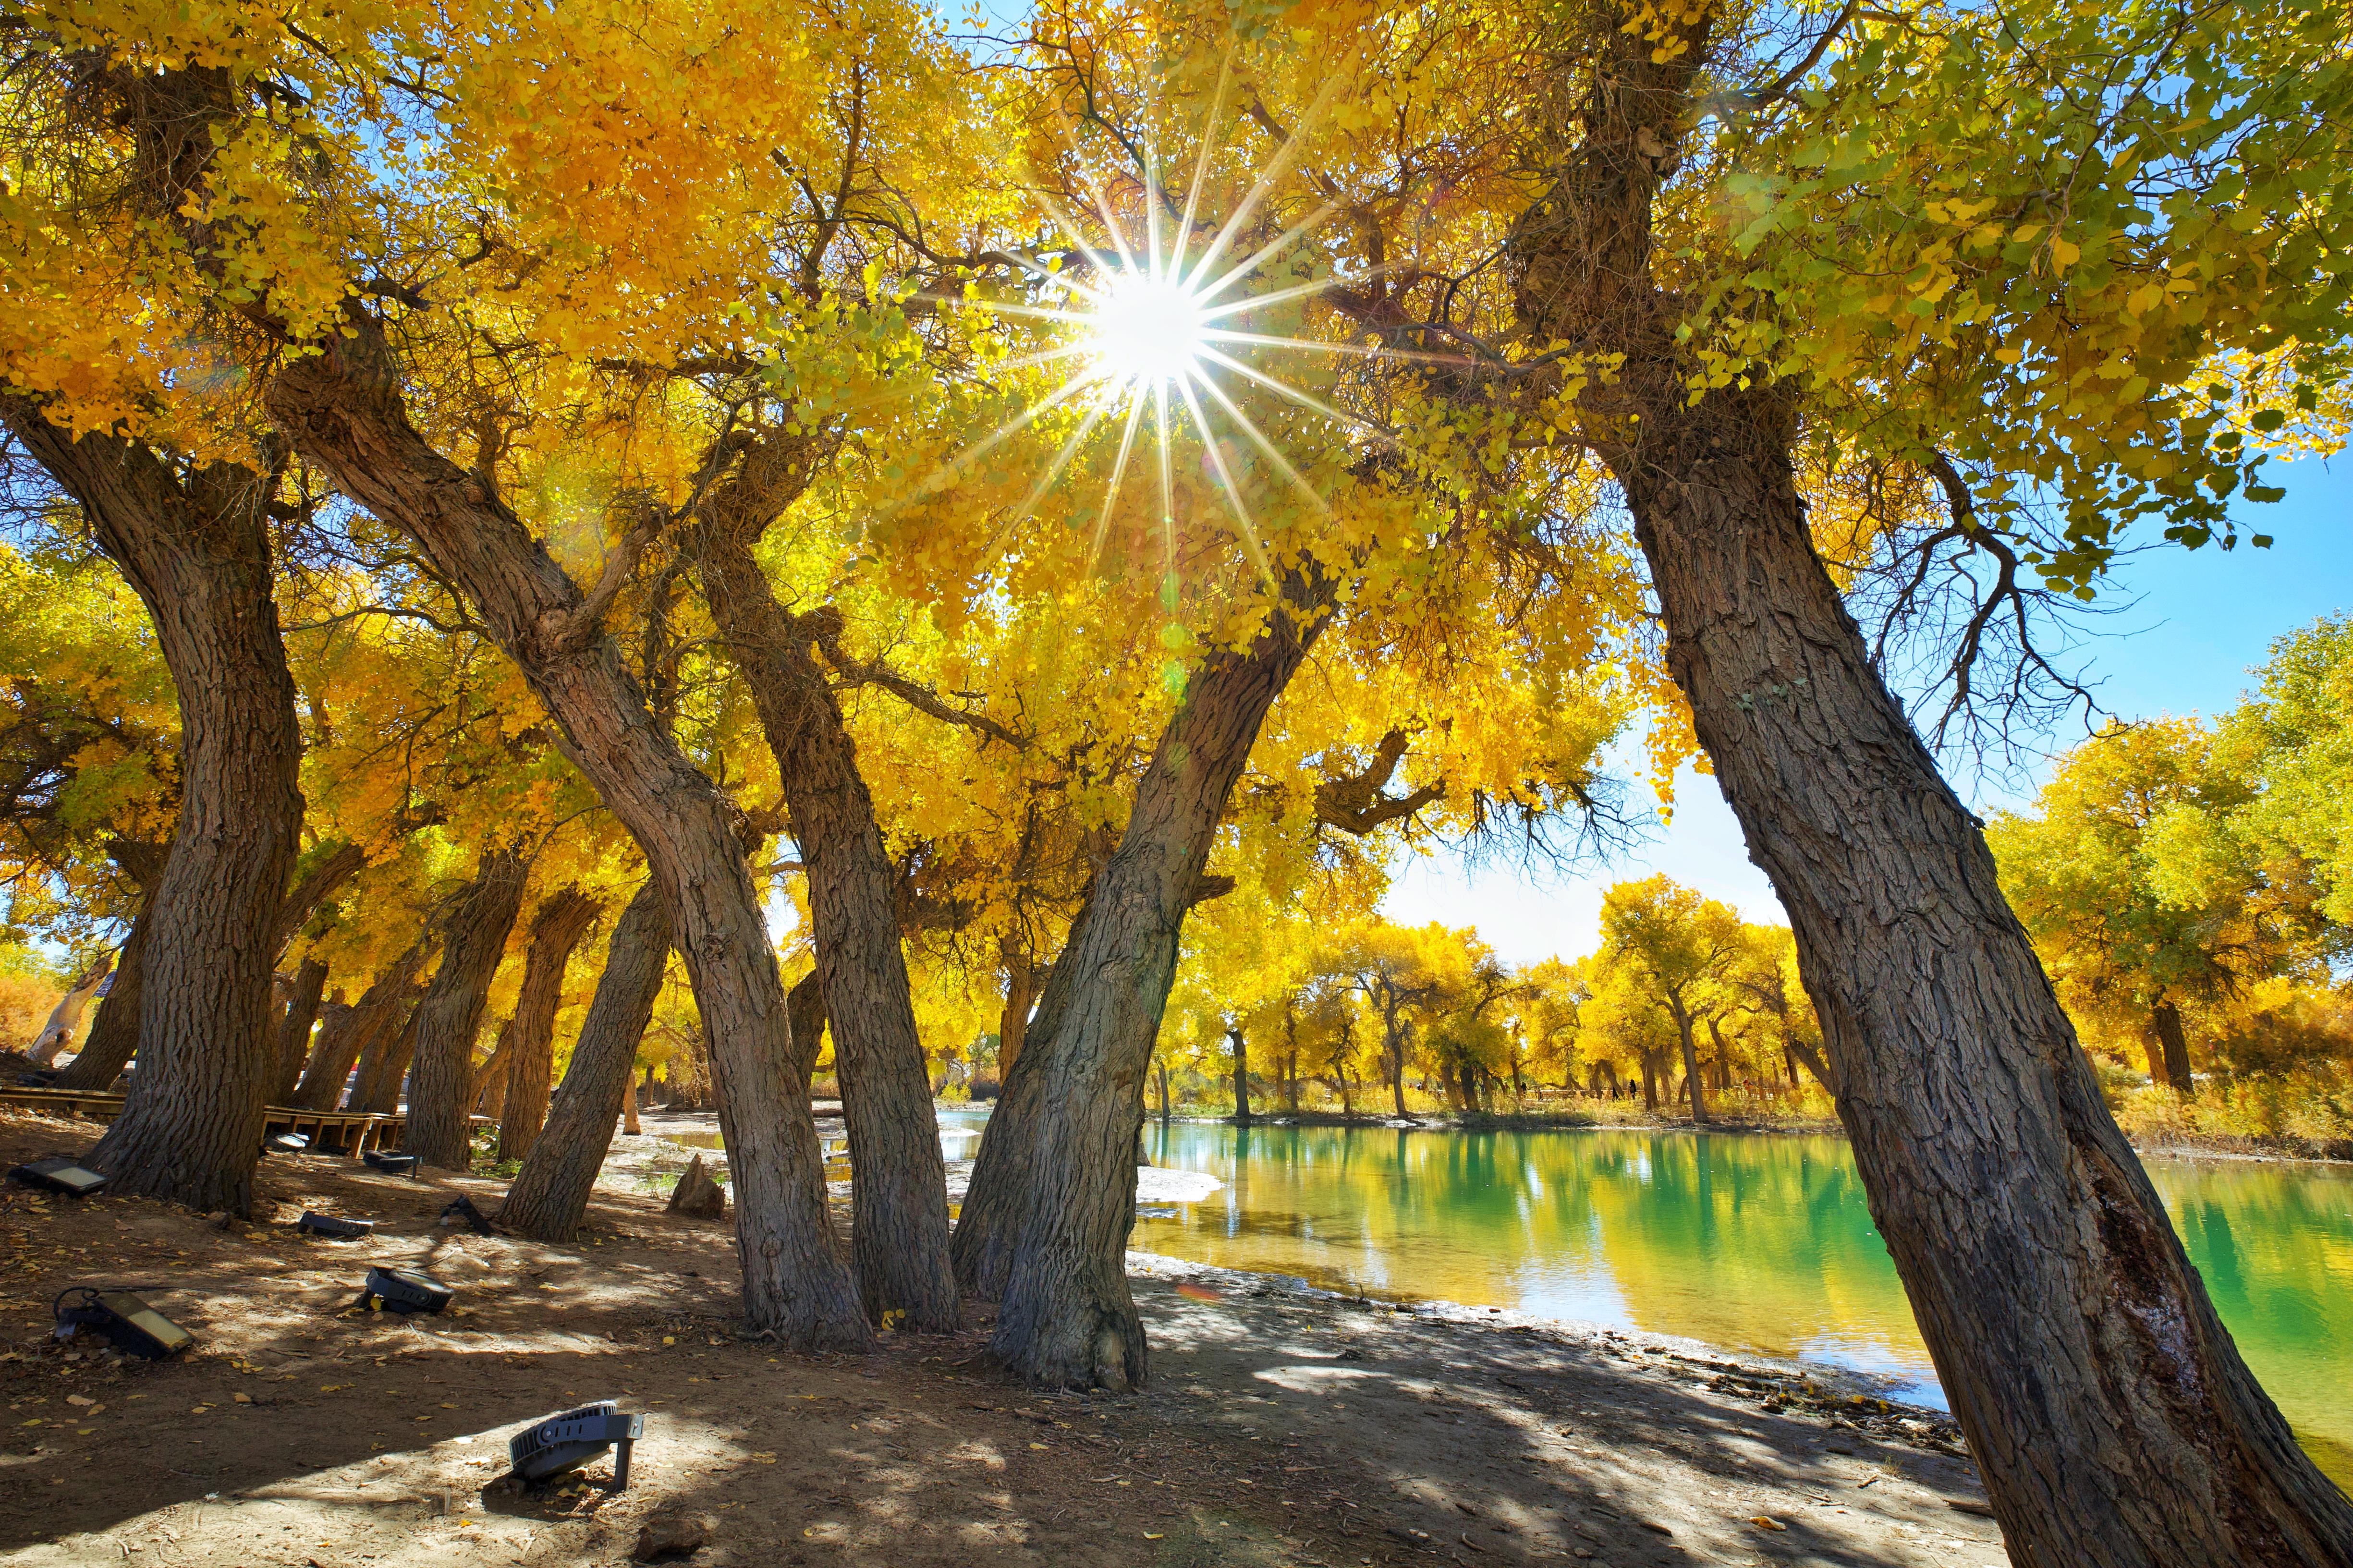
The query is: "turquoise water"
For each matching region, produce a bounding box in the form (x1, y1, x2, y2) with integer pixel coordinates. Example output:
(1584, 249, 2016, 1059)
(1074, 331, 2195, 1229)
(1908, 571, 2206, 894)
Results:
(1127, 1121, 2353, 1487)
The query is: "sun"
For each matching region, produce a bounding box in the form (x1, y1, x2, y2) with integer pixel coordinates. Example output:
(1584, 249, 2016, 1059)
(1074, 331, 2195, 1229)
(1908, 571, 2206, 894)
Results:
(914, 66, 1380, 580)
(1089, 270, 1207, 387)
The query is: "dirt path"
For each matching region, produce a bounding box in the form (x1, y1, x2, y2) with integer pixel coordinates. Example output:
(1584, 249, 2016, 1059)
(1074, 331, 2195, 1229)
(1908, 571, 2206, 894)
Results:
(0, 1108, 2008, 1566)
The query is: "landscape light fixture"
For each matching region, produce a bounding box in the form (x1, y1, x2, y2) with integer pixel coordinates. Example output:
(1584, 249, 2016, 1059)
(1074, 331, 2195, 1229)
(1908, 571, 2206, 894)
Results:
(296, 1211, 374, 1239)
(264, 1132, 309, 1154)
(363, 1151, 419, 1179)
(53, 1285, 195, 1359)
(361, 1264, 452, 1314)
(509, 1401, 646, 1491)
(8, 1155, 110, 1197)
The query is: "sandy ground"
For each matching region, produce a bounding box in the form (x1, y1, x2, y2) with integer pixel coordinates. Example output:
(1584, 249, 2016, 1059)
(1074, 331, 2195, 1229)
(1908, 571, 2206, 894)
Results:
(0, 1106, 2010, 1567)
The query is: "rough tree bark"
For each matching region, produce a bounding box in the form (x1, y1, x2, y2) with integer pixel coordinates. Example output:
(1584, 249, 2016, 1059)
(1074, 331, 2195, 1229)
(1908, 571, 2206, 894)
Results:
(1501, 13, 2353, 1554)
(1668, 997, 1711, 1126)
(295, 943, 427, 1111)
(270, 958, 329, 1103)
(691, 519, 958, 1331)
(1228, 1025, 1253, 1124)
(2, 408, 304, 1214)
(500, 879, 670, 1241)
(998, 947, 1036, 1085)
(472, 1020, 514, 1120)
(495, 887, 602, 1162)
(405, 849, 529, 1170)
(2150, 1001, 2196, 1099)
(964, 574, 1329, 1388)
(272, 841, 365, 959)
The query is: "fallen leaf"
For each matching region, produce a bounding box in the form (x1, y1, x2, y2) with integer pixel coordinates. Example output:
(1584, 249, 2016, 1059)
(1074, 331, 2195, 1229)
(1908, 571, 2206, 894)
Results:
(1143, 1532, 1164, 1540)
(234, 1393, 253, 1405)
(64, 1396, 92, 1408)
(1750, 1517, 1787, 1531)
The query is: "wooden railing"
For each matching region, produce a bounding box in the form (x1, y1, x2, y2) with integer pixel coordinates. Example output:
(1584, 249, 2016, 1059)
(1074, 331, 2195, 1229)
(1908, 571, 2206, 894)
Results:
(0, 1085, 421, 1155)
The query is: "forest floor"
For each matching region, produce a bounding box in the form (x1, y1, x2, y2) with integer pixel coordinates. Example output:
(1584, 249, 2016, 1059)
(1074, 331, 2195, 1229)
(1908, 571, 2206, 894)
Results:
(0, 1105, 2012, 1568)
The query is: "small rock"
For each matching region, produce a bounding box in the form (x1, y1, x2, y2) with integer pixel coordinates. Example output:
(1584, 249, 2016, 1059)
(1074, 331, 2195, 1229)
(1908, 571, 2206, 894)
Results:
(666, 1156, 726, 1220)
(208, 1211, 233, 1230)
(633, 1508, 714, 1561)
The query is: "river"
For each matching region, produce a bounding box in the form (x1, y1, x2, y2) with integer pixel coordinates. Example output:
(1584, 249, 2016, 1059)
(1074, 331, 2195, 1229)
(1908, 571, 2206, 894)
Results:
(1123, 1119, 2353, 1488)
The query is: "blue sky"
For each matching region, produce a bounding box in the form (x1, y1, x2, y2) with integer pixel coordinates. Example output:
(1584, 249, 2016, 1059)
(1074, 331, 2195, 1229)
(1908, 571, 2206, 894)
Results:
(1384, 457, 2353, 964)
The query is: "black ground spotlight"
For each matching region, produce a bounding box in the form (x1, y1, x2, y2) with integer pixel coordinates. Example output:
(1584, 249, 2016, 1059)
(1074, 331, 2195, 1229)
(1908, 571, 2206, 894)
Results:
(361, 1264, 452, 1313)
(362, 1151, 419, 1179)
(7, 1155, 110, 1197)
(296, 1211, 374, 1239)
(509, 1401, 645, 1491)
(53, 1285, 195, 1359)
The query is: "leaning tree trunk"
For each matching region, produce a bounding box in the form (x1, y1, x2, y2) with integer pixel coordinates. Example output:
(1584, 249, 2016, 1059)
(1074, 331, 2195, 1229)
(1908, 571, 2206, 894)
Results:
(405, 849, 529, 1170)
(260, 310, 865, 1348)
(1671, 1004, 1710, 1125)
(501, 879, 670, 1240)
(472, 1020, 514, 1119)
(1500, 8, 2353, 1556)
(1611, 386, 2353, 1564)
(3, 411, 304, 1214)
(25, 955, 111, 1066)
(272, 841, 366, 959)
(1228, 1026, 1253, 1124)
(973, 578, 1328, 1388)
(51, 910, 146, 1090)
(999, 948, 1036, 1084)
(2152, 1001, 2197, 1100)
(692, 525, 958, 1331)
(295, 943, 427, 1110)
(496, 887, 602, 1162)
(270, 958, 329, 1103)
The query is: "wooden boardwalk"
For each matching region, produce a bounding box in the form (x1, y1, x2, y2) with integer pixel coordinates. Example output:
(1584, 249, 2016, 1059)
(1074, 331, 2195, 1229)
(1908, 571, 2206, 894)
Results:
(0, 1085, 414, 1155)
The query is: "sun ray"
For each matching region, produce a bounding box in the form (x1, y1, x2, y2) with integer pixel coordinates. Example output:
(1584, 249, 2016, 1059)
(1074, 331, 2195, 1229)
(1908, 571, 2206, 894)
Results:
(1190, 367, 1330, 515)
(1196, 272, 1353, 323)
(1201, 328, 1474, 372)
(1176, 372, 1273, 581)
(1187, 66, 1353, 292)
(1088, 389, 1151, 572)
(902, 366, 1109, 510)
(1169, 51, 1236, 289)
(1154, 379, 1176, 576)
(1193, 202, 1341, 309)
(983, 395, 1115, 567)
(1073, 159, 1141, 277)
(1194, 343, 1391, 441)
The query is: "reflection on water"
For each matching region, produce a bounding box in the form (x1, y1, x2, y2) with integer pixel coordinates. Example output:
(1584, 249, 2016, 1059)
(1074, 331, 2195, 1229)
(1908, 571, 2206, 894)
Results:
(1131, 1121, 2353, 1489)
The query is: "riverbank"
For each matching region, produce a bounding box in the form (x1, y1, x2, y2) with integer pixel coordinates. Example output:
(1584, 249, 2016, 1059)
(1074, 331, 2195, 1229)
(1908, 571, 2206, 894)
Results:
(1, 1105, 2011, 1568)
(1149, 1107, 2353, 1165)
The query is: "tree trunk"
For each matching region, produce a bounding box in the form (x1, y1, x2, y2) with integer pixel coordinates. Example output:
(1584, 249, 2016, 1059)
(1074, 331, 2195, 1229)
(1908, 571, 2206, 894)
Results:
(998, 946, 1036, 1085)
(1671, 1002, 1710, 1125)
(270, 958, 329, 1103)
(262, 295, 863, 1347)
(3, 411, 305, 1214)
(1494, 6, 2353, 1551)
(665, 1025, 715, 1110)
(1229, 1025, 1253, 1124)
(1609, 386, 2353, 1561)
(787, 971, 828, 1092)
(1335, 1066, 1353, 1118)
(1389, 1029, 1409, 1119)
(692, 527, 957, 1331)
(622, 1070, 642, 1135)
(971, 581, 1327, 1389)
(1156, 1058, 1172, 1124)
(24, 954, 112, 1066)
(406, 848, 529, 1170)
(2152, 1002, 2196, 1100)
(496, 887, 602, 1162)
(473, 1020, 514, 1119)
(272, 841, 366, 959)
(501, 879, 670, 1241)
(51, 870, 160, 1093)
(296, 944, 427, 1111)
